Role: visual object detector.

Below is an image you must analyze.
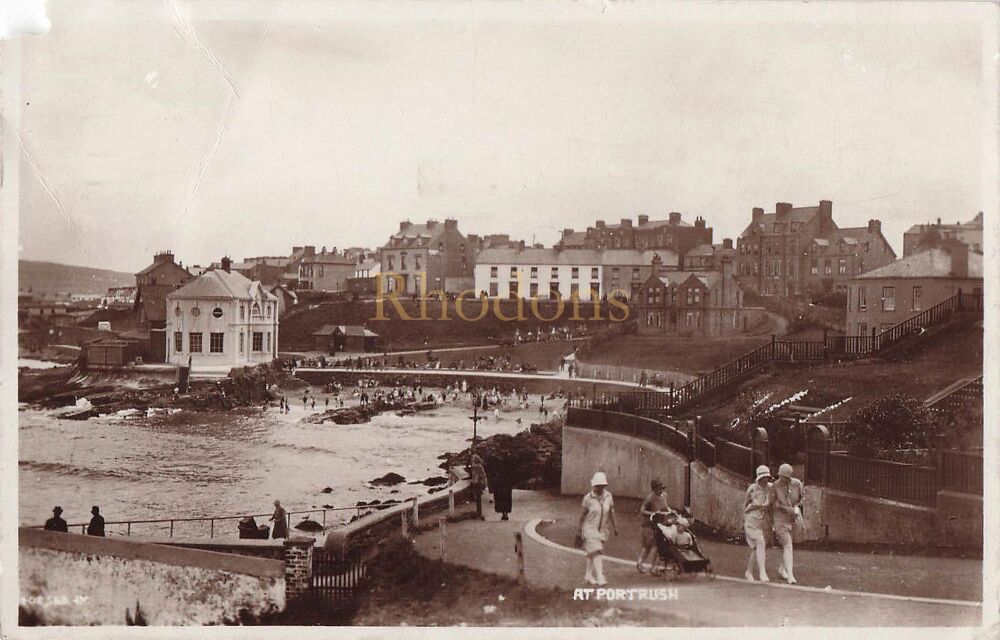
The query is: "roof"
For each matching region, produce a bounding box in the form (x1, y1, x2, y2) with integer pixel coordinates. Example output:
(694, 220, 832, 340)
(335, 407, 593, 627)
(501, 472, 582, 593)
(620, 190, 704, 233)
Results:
(600, 249, 678, 266)
(905, 213, 984, 234)
(654, 271, 721, 288)
(476, 247, 604, 265)
(136, 258, 191, 278)
(167, 269, 278, 301)
(303, 253, 355, 265)
(854, 248, 983, 280)
(313, 324, 378, 338)
(685, 244, 715, 257)
(740, 206, 821, 238)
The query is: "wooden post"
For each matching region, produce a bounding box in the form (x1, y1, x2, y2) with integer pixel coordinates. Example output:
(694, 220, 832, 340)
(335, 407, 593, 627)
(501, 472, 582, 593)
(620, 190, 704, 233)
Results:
(822, 329, 829, 361)
(401, 509, 409, 539)
(514, 531, 526, 585)
(412, 496, 419, 529)
(448, 488, 455, 517)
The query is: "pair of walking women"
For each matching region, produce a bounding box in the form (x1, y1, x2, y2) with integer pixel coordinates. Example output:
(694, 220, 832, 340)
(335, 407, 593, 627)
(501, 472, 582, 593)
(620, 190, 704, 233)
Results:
(743, 463, 804, 584)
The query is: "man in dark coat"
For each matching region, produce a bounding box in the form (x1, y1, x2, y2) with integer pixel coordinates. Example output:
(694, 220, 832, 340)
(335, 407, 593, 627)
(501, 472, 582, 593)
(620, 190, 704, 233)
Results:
(44, 506, 68, 532)
(87, 506, 105, 536)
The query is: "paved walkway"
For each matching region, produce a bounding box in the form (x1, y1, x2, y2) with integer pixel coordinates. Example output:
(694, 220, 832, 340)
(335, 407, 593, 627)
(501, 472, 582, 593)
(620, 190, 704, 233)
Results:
(412, 490, 982, 627)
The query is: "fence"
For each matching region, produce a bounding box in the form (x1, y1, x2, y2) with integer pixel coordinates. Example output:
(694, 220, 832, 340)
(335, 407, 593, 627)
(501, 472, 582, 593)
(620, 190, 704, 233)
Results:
(571, 362, 689, 388)
(926, 376, 983, 415)
(309, 548, 368, 612)
(584, 292, 982, 416)
(939, 449, 984, 495)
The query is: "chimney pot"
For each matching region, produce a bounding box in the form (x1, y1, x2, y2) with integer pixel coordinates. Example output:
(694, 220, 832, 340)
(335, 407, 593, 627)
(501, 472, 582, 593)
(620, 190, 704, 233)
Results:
(669, 212, 681, 225)
(221, 257, 232, 273)
(752, 207, 764, 222)
(562, 228, 574, 237)
(775, 202, 793, 219)
(596, 220, 606, 228)
(621, 218, 632, 228)
(400, 220, 412, 231)
(638, 215, 649, 225)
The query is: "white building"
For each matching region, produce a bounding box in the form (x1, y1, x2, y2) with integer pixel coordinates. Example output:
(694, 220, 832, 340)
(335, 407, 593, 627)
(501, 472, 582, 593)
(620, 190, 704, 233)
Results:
(474, 248, 606, 301)
(165, 260, 279, 370)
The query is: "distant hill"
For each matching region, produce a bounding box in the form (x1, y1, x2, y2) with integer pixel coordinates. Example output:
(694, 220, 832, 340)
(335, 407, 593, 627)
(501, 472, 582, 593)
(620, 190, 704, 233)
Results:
(18, 260, 134, 296)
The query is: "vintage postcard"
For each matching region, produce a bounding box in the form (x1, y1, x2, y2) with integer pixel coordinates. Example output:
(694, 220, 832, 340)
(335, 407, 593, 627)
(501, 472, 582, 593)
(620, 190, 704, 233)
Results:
(2, 0, 996, 636)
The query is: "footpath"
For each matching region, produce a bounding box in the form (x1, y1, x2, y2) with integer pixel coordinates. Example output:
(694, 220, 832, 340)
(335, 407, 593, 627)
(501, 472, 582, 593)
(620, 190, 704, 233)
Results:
(412, 490, 982, 627)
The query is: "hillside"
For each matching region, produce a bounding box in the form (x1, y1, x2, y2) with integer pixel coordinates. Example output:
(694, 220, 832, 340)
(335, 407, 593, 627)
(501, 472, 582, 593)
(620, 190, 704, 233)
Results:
(279, 298, 623, 351)
(19, 260, 133, 296)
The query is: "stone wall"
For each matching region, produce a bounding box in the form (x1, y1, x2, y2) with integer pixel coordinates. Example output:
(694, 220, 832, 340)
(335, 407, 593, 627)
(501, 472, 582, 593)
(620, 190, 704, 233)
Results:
(19, 528, 284, 625)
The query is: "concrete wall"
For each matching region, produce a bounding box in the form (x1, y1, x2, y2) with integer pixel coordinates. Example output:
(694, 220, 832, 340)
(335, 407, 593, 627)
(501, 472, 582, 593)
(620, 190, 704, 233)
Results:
(560, 426, 688, 513)
(19, 528, 284, 625)
(563, 415, 977, 547)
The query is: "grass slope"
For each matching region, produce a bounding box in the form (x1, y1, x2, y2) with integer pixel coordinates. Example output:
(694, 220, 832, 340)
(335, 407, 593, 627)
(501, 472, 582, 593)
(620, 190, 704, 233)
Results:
(19, 260, 133, 296)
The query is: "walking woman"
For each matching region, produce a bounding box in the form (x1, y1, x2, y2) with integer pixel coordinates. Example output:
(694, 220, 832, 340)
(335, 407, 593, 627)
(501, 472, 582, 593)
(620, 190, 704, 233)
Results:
(743, 465, 773, 582)
(576, 471, 619, 585)
(487, 454, 515, 521)
(772, 463, 804, 584)
(270, 500, 289, 539)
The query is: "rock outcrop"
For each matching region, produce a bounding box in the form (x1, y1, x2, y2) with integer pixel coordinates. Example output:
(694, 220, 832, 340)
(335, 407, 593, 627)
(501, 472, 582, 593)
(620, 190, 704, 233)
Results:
(439, 418, 562, 490)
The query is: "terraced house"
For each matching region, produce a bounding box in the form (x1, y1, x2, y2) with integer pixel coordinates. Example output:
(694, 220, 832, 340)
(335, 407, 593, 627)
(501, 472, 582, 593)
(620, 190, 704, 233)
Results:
(735, 200, 896, 298)
(380, 219, 474, 295)
(556, 212, 713, 259)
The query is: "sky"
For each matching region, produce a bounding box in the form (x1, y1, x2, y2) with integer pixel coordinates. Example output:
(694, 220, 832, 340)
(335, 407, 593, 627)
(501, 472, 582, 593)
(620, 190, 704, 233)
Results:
(10, 1, 996, 273)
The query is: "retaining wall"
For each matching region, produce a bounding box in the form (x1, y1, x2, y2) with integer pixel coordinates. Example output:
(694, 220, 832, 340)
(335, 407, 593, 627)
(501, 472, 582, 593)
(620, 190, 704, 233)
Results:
(19, 528, 284, 625)
(562, 423, 972, 546)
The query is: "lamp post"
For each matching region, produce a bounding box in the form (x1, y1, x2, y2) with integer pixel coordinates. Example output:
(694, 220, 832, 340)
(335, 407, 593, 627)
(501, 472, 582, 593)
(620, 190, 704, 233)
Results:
(468, 400, 485, 444)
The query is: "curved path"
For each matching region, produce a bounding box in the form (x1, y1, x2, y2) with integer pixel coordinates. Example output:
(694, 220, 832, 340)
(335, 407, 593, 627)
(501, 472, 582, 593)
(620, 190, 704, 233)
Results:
(412, 490, 982, 627)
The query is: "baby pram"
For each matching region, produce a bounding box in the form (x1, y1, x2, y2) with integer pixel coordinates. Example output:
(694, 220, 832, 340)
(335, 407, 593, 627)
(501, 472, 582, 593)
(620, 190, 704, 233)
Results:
(650, 511, 714, 580)
(237, 516, 270, 539)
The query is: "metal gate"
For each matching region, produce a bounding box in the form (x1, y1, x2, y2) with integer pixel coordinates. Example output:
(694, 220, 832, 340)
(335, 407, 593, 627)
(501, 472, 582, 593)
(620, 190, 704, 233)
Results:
(310, 549, 367, 612)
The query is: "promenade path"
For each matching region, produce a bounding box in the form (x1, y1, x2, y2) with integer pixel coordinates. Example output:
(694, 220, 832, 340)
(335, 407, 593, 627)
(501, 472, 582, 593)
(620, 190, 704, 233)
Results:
(413, 490, 982, 627)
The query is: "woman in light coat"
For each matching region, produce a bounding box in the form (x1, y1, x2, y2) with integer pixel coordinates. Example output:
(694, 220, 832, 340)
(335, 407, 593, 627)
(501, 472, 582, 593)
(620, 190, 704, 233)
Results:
(743, 465, 773, 582)
(576, 471, 619, 585)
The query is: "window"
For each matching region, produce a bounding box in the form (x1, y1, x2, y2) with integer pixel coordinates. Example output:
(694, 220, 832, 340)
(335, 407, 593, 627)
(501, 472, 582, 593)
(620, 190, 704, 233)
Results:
(318, 265, 324, 278)
(647, 288, 655, 305)
(912, 286, 922, 311)
(239, 332, 244, 353)
(665, 235, 674, 247)
(490, 266, 498, 278)
(570, 283, 580, 298)
(529, 282, 539, 297)
(401, 252, 407, 270)
(824, 260, 832, 276)
(212, 306, 223, 319)
(266, 303, 272, 318)
(507, 266, 516, 278)
(859, 323, 868, 337)
(414, 256, 421, 270)
(210, 332, 224, 353)
(632, 268, 641, 281)
(174, 332, 183, 353)
(591, 267, 599, 279)
(685, 312, 694, 327)
(266, 332, 271, 352)
(838, 259, 847, 275)
(388, 256, 395, 271)
(489, 282, 499, 297)
(571, 267, 579, 279)
(530, 267, 538, 279)
(239, 303, 245, 321)
(551, 267, 559, 279)
(858, 286, 867, 310)
(189, 332, 203, 353)
(508, 281, 518, 298)
(882, 287, 895, 312)
(549, 282, 560, 300)
(611, 267, 620, 280)
(590, 282, 600, 299)
(252, 332, 263, 352)
(686, 289, 694, 305)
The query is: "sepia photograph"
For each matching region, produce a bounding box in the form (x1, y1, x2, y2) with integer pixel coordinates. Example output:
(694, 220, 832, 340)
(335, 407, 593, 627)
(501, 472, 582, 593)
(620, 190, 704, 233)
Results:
(2, 0, 996, 634)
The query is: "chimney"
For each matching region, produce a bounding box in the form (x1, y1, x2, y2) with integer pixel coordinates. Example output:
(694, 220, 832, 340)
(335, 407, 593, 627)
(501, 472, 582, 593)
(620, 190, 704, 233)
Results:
(638, 215, 649, 225)
(563, 228, 574, 237)
(444, 218, 458, 230)
(868, 219, 881, 234)
(304, 246, 316, 257)
(752, 207, 764, 222)
(426, 219, 438, 229)
(775, 202, 793, 220)
(669, 212, 681, 225)
(518, 240, 525, 251)
(292, 246, 302, 254)
(651, 252, 663, 275)
(694, 216, 706, 229)
(154, 251, 175, 264)
(949, 242, 969, 279)
(723, 238, 733, 250)
(400, 220, 412, 231)
(596, 220, 606, 229)
(620, 218, 632, 228)
(936, 217, 942, 226)
(818, 200, 833, 233)
(221, 256, 232, 273)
